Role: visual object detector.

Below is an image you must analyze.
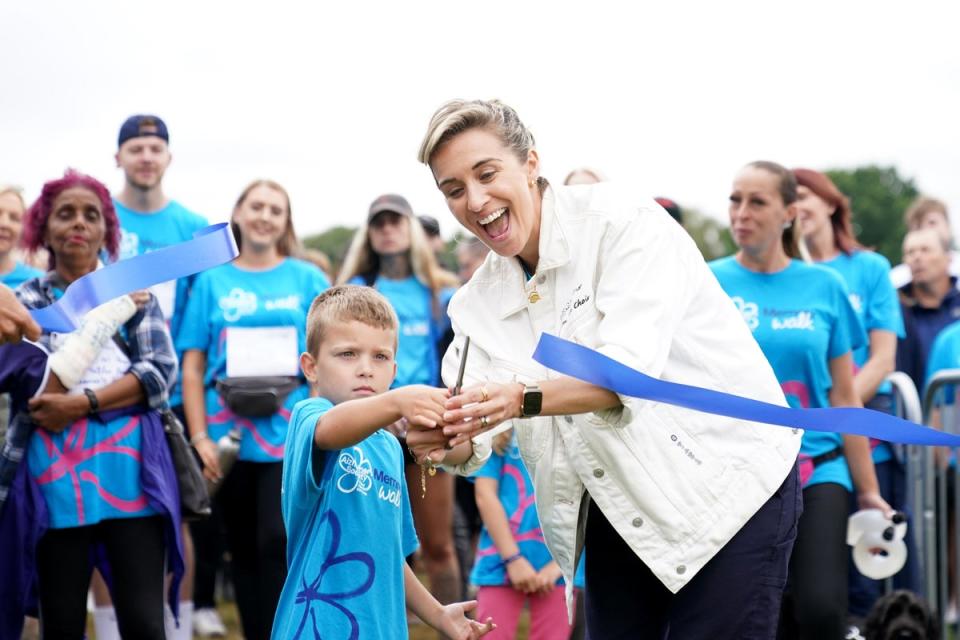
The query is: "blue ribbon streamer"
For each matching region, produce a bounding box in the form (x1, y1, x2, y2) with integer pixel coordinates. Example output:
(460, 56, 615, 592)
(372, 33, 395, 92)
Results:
(532, 333, 960, 447)
(30, 223, 239, 333)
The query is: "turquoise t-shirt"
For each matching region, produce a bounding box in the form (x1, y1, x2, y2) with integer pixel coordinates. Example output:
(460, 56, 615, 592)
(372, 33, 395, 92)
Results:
(272, 398, 418, 640)
(176, 259, 329, 462)
(1, 262, 43, 289)
(710, 257, 866, 490)
(350, 275, 452, 387)
(925, 323, 960, 466)
(470, 434, 585, 588)
(114, 199, 208, 405)
(819, 250, 905, 464)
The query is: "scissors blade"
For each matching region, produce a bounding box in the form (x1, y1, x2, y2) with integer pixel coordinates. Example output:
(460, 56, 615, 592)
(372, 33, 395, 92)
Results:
(454, 336, 471, 395)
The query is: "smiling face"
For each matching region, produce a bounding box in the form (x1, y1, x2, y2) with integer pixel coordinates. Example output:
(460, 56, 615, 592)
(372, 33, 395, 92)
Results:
(728, 166, 795, 256)
(0, 191, 25, 258)
(795, 184, 836, 240)
(44, 186, 107, 272)
(301, 320, 397, 405)
(233, 184, 290, 253)
(430, 127, 542, 267)
(115, 136, 171, 190)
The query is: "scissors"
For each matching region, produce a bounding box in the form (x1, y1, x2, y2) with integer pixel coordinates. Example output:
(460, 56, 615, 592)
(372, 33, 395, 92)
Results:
(421, 336, 470, 498)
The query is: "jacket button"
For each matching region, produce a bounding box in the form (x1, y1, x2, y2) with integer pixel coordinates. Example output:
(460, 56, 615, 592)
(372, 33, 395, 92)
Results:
(676, 565, 686, 575)
(537, 274, 546, 284)
(593, 468, 604, 478)
(564, 416, 573, 424)
(632, 517, 643, 528)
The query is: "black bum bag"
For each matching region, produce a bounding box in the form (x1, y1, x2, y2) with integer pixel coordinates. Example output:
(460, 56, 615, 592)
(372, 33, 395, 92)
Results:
(215, 376, 300, 418)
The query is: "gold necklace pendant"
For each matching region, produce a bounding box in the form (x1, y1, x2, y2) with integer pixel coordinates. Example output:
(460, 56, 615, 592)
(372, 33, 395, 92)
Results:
(528, 290, 541, 304)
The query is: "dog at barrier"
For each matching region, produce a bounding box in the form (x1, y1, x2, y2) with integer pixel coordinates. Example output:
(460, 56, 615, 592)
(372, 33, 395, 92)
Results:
(863, 589, 938, 640)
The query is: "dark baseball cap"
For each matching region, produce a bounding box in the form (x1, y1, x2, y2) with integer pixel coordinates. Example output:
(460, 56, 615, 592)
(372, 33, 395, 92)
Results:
(418, 215, 441, 237)
(118, 114, 169, 148)
(368, 194, 413, 222)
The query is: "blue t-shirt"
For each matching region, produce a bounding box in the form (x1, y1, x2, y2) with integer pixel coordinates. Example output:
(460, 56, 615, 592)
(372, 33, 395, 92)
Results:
(925, 323, 960, 466)
(177, 259, 329, 462)
(114, 199, 208, 405)
(470, 434, 584, 588)
(710, 257, 865, 490)
(819, 250, 905, 463)
(272, 398, 418, 640)
(350, 275, 451, 387)
(27, 412, 158, 529)
(1, 262, 43, 289)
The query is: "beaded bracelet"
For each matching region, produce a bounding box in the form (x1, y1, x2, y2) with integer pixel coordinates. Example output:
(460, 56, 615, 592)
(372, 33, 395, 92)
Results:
(501, 552, 523, 566)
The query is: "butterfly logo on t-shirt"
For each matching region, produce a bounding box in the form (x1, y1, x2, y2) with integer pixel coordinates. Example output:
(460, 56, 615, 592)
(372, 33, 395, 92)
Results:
(336, 447, 373, 495)
(731, 296, 759, 331)
(219, 288, 258, 322)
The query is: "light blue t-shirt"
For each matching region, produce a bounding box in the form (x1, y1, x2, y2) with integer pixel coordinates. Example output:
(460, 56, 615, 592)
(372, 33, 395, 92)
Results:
(177, 259, 330, 462)
(470, 434, 585, 588)
(926, 323, 960, 466)
(28, 412, 158, 529)
(272, 398, 418, 640)
(349, 275, 452, 387)
(710, 257, 866, 490)
(1, 262, 43, 289)
(114, 199, 208, 405)
(819, 250, 905, 463)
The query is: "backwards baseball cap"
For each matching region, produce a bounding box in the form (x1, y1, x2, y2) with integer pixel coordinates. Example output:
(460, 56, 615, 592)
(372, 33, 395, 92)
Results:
(418, 215, 441, 237)
(118, 114, 169, 148)
(368, 194, 413, 222)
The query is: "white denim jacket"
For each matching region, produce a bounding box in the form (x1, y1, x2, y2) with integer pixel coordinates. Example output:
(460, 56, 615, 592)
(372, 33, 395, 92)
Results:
(441, 183, 801, 613)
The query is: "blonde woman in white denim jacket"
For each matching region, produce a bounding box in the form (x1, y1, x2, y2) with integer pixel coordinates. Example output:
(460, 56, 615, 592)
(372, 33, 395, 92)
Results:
(406, 99, 803, 639)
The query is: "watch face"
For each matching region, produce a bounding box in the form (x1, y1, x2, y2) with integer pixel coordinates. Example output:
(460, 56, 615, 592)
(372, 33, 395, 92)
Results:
(523, 388, 543, 416)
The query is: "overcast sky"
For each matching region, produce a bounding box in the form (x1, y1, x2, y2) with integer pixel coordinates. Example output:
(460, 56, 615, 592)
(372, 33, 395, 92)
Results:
(2, 1, 958, 241)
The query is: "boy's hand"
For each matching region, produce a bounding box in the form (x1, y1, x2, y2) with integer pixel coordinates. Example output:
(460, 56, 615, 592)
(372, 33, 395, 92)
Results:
(394, 385, 449, 429)
(437, 601, 495, 639)
(28, 392, 89, 432)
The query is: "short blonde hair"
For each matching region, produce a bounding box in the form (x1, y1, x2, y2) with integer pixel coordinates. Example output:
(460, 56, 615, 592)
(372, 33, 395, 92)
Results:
(0, 185, 26, 211)
(417, 99, 536, 165)
(905, 196, 949, 230)
(305, 285, 399, 356)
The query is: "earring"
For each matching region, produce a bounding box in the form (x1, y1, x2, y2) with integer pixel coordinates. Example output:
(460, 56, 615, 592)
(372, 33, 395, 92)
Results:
(782, 221, 793, 230)
(529, 178, 536, 188)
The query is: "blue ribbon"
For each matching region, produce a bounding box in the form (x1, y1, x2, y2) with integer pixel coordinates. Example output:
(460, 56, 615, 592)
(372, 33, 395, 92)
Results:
(30, 223, 238, 333)
(532, 333, 960, 447)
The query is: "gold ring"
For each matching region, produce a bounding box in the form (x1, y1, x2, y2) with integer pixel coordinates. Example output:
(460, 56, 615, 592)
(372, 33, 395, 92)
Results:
(480, 415, 490, 429)
(480, 386, 490, 403)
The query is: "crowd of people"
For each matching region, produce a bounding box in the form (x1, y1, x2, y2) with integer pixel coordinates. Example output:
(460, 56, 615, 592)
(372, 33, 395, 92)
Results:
(0, 100, 955, 640)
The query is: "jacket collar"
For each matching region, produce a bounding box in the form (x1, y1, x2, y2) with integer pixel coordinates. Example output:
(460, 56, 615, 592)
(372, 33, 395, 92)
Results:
(489, 185, 571, 319)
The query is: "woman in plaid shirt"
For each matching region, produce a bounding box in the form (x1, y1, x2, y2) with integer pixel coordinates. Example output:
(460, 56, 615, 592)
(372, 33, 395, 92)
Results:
(0, 170, 182, 640)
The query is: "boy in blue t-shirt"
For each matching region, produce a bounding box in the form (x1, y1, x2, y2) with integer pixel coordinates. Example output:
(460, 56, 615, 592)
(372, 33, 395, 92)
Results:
(272, 285, 495, 640)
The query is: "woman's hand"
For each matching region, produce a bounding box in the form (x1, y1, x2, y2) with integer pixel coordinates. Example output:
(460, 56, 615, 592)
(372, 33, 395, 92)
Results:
(28, 392, 90, 432)
(505, 556, 540, 594)
(857, 491, 894, 518)
(0, 286, 40, 345)
(193, 435, 222, 483)
(436, 601, 495, 639)
(443, 382, 523, 447)
(405, 421, 451, 466)
(129, 290, 151, 309)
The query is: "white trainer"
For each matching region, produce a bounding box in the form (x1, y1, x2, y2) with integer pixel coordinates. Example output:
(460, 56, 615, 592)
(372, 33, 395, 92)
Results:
(192, 607, 228, 637)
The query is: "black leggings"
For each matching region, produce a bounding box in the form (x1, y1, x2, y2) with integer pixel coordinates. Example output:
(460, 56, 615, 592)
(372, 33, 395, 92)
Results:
(779, 482, 850, 640)
(218, 460, 287, 640)
(36, 515, 166, 640)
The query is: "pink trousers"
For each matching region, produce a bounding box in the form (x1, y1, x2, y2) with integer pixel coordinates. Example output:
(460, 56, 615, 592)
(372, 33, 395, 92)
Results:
(475, 585, 573, 639)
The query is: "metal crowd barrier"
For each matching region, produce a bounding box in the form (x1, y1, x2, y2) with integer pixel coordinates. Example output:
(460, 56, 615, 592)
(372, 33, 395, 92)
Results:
(917, 368, 960, 636)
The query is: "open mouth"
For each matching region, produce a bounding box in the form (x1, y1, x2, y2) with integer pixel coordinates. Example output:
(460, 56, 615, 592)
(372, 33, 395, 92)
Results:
(479, 207, 510, 241)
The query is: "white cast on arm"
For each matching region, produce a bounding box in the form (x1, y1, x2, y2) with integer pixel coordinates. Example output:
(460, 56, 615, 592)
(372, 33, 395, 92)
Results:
(47, 295, 138, 389)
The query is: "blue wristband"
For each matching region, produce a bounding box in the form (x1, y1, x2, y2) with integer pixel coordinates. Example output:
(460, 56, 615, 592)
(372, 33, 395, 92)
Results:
(502, 552, 523, 566)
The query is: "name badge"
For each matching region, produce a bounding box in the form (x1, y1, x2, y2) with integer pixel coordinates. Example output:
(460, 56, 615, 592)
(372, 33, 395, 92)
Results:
(151, 280, 177, 320)
(225, 326, 300, 378)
